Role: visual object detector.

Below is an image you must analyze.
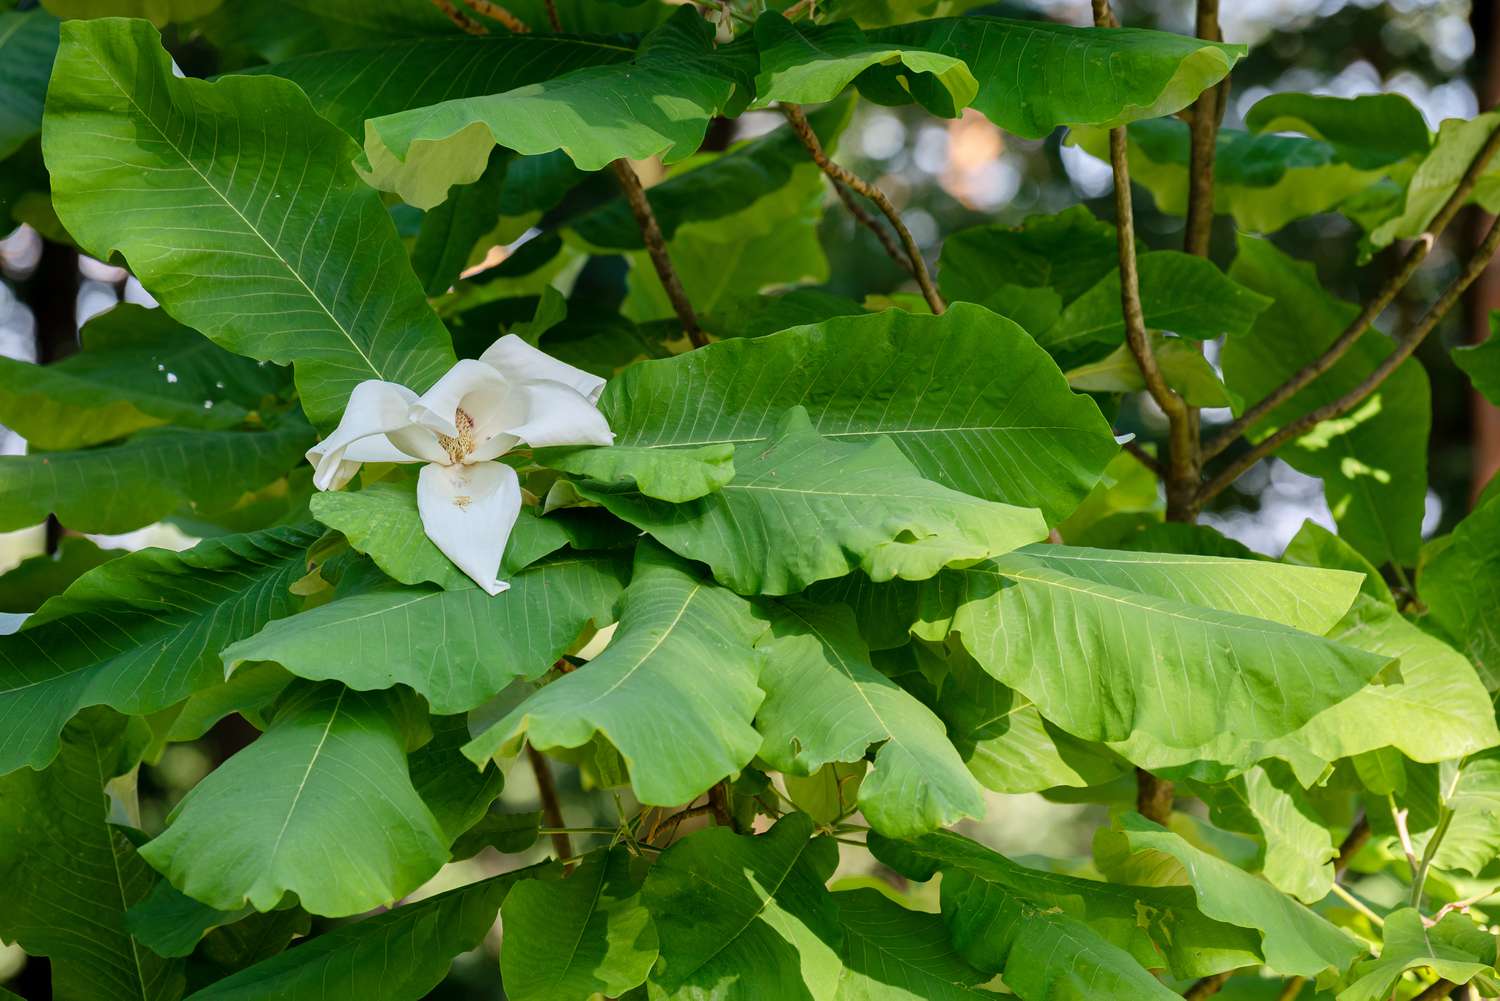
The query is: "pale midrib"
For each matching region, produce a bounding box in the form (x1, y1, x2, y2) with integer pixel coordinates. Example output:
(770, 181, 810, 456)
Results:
(84, 46, 384, 381)
(267, 688, 346, 868)
(89, 730, 152, 1001)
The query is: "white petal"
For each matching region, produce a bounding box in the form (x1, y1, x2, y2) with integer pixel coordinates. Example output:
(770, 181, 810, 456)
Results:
(480, 333, 607, 404)
(503, 380, 614, 449)
(408, 359, 510, 438)
(417, 461, 522, 596)
(306, 381, 423, 491)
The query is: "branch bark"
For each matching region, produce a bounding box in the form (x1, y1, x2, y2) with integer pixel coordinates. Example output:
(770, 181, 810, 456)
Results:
(1203, 119, 1500, 463)
(611, 158, 707, 348)
(1183, 0, 1222, 260)
(1200, 210, 1500, 506)
(1183, 972, 1232, 1000)
(527, 744, 574, 863)
(467, 0, 530, 32)
(430, 0, 487, 33)
(780, 102, 946, 314)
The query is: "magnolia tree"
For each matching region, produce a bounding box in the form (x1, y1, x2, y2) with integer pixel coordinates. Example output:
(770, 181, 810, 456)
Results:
(2, 0, 1500, 999)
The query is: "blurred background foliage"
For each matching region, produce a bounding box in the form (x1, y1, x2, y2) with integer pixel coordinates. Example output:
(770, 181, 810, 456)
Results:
(0, 0, 1493, 997)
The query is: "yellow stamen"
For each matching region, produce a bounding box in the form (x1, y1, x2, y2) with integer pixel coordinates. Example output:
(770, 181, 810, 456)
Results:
(437, 407, 476, 464)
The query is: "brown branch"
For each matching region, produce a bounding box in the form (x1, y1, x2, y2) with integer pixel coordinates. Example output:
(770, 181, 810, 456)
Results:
(1335, 811, 1370, 878)
(1200, 211, 1500, 506)
(1183, 972, 1233, 999)
(832, 179, 915, 279)
(1183, 0, 1222, 260)
(1136, 766, 1174, 824)
(780, 102, 946, 314)
(542, 0, 562, 31)
(431, 0, 487, 33)
(707, 780, 736, 829)
(1203, 119, 1500, 463)
(1415, 981, 1458, 1000)
(611, 159, 706, 348)
(467, 0, 529, 32)
(1120, 437, 1164, 478)
(526, 744, 573, 863)
(1275, 977, 1305, 1001)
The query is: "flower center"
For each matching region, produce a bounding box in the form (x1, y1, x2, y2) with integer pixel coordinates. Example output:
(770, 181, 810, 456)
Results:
(436, 407, 476, 464)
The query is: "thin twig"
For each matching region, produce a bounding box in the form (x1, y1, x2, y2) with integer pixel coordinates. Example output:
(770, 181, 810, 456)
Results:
(832, 180, 914, 278)
(542, 0, 561, 31)
(1199, 211, 1500, 506)
(648, 804, 715, 846)
(1203, 119, 1500, 463)
(1392, 801, 1420, 871)
(1335, 811, 1370, 878)
(1118, 437, 1164, 477)
(431, 0, 487, 33)
(1183, 0, 1222, 260)
(780, 102, 946, 314)
(611, 159, 706, 347)
(527, 744, 573, 863)
(1329, 882, 1385, 928)
(707, 780, 736, 829)
(467, 0, 530, 32)
(1432, 889, 1494, 923)
(1275, 977, 1305, 1001)
(1183, 972, 1233, 999)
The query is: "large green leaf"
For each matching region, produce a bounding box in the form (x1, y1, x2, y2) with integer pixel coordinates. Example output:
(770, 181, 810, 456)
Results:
(1243, 92, 1430, 169)
(1362, 110, 1500, 250)
(1191, 763, 1337, 904)
(1422, 495, 1500, 688)
(0, 710, 183, 1001)
(1064, 335, 1231, 407)
(0, 417, 314, 534)
(245, 34, 633, 139)
(464, 544, 767, 806)
(1224, 236, 1430, 568)
(359, 7, 753, 208)
(868, 829, 1254, 994)
(184, 864, 550, 1000)
(0, 537, 119, 613)
(500, 847, 657, 1001)
(581, 407, 1046, 595)
(141, 683, 448, 917)
(600, 303, 1117, 523)
(0, 304, 289, 450)
(408, 713, 505, 844)
(644, 813, 844, 1001)
(902, 545, 1388, 762)
(540, 443, 735, 503)
(0, 525, 315, 775)
(1425, 750, 1500, 877)
(756, 600, 984, 838)
(43, 18, 456, 427)
(833, 889, 1002, 1000)
(937, 206, 1122, 316)
(1340, 908, 1495, 1001)
(1069, 119, 1393, 234)
(0, 8, 59, 161)
(224, 551, 629, 714)
(868, 18, 1241, 139)
(1096, 813, 1363, 979)
(752, 13, 977, 117)
(1454, 314, 1500, 408)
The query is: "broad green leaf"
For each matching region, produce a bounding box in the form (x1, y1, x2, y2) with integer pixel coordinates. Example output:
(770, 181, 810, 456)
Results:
(224, 551, 629, 714)
(0, 710, 183, 1001)
(1192, 763, 1337, 904)
(570, 99, 853, 251)
(784, 762, 866, 825)
(452, 809, 541, 859)
(833, 888, 1002, 1000)
(702, 288, 867, 340)
(0, 8, 59, 161)
(541, 443, 735, 502)
(869, 18, 1242, 139)
(1429, 750, 1500, 876)
(0, 304, 289, 450)
(620, 164, 829, 324)
(1422, 494, 1500, 688)
(756, 600, 984, 837)
(184, 864, 551, 1000)
(1455, 314, 1500, 408)
(912, 545, 1387, 760)
(0, 417, 314, 534)
(1069, 119, 1392, 233)
(0, 525, 315, 775)
(1282, 519, 1394, 605)
(244, 34, 633, 140)
(43, 18, 456, 427)
(1363, 111, 1500, 250)
(125, 877, 254, 959)
(600, 304, 1118, 523)
(1065, 335, 1231, 407)
(1096, 813, 1363, 979)
(42, 0, 222, 25)
(141, 683, 448, 917)
(0, 536, 118, 613)
(408, 714, 505, 843)
(309, 477, 616, 590)
(500, 847, 657, 1001)
(582, 407, 1047, 595)
(1243, 92, 1430, 169)
(465, 544, 767, 806)
(359, 8, 753, 208)
(644, 813, 844, 1001)
(1040, 250, 1271, 357)
(752, 13, 977, 117)
(938, 207, 1122, 316)
(1340, 908, 1496, 1001)
(1225, 236, 1430, 568)
(868, 829, 1257, 990)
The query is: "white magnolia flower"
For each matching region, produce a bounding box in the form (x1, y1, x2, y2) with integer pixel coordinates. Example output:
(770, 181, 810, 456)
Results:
(307, 335, 612, 595)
